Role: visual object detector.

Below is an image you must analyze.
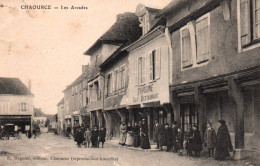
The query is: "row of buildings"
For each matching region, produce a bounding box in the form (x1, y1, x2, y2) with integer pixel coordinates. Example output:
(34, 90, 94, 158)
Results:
(57, 0, 260, 159)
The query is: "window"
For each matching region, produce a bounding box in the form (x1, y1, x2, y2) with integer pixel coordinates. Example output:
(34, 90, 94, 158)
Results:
(181, 28, 193, 68)
(239, 0, 260, 48)
(138, 56, 145, 85)
(181, 104, 198, 133)
(107, 73, 113, 95)
(120, 65, 126, 89)
(114, 69, 119, 92)
(149, 48, 161, 81)
(21, 103, 27, 111)
(180, 13, 210, 69)
(196, 17, 210, 63)
(141, 14, 149, 35)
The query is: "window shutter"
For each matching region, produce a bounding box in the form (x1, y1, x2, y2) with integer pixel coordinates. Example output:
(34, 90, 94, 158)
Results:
(104, 76, 108, 97)
(121, 66, 125, 89)
(142, 57, 146, 84)
(240, 0, 251, 46)
(196, 17, 210, 63)
(138, 58, 142, 85)
(253, 0, 260, 39)
(135, 59, 138, 85)
(19, 103, 21, 112)
(149, 52, 153, 81)
(155, 48, 161, 79)
(182, 28, 193, 68)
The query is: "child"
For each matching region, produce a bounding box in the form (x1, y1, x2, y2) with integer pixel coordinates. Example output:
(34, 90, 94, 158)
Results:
(176, 127, 184, 156)
(98, 127, 106, 148)
(84, 127, 92, 148)
(204, 122, 217, 157)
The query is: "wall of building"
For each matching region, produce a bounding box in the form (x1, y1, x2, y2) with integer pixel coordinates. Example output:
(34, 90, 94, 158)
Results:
(103, 52, 129, 110)
(170, 0, 260, 86)
(128, 35, 170, 106)
(0, 95, 34, 115)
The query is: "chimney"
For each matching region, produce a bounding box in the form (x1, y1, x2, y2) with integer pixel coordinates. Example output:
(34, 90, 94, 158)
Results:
(82, 65, 89, 74)
(27, 79, 31, 92)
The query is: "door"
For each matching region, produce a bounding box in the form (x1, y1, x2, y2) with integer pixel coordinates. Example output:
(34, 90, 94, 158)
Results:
(180, 104, 198, 133)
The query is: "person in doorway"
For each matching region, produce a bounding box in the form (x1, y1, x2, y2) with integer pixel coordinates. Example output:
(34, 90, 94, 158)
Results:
(125, 122, 134, 146)
(215, 120, 233, 160)
(171, 121, 178, 152)
(140, 119, 150, 149)
(91, 126, 99, 148)
(176, 127, 184, 156)
(84, 127, 92, 148)
(67, 126, 71, 138)
(119, 122, 127, 146)
(164, 123, 173, 152)
(133, 122, 140, 147)
(98, 126, 106, 148)
(191, 125, 203, 157)
(185, 127, 194, 156)
(204, 122, 217, 158)
(74, 128, 84, 147)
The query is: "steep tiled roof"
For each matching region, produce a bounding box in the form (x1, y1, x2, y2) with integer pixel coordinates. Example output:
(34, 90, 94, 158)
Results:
(84, 12, 142, 55)
(0, 77, 33, 95)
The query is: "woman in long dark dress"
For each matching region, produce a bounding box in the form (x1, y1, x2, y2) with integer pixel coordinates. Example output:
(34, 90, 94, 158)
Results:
(133, 122, 140, 147)
(74, 128, 84, 147)
(215, 120, 233, 160)
(140, 119, 150, 149)
(191, 125, 203, 157)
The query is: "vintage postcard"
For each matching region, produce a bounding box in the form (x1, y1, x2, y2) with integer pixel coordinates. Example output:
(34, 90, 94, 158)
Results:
(0, 0, 259, 166)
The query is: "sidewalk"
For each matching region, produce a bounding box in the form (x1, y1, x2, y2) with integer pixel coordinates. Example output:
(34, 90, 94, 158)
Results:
(106, 139, 260, 166)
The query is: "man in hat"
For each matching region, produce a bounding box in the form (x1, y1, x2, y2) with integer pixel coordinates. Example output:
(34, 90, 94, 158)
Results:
(164, 123, 173, 152)
(171, 121, 178, 152)
(153, 120, 164, 150)
(215, 120, 233, 160)
(191, 125, 203, 157)
(91, 126, 99, 147)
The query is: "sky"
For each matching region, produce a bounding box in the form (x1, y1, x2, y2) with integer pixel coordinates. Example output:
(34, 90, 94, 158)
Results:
(0, 0, 171, 114)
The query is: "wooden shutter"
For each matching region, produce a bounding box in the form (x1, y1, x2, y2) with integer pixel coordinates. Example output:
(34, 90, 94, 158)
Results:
(142, 56, 146, 84)
(121, 66, 125, 89)
(149, 52, 153, 81)
(138, 58, 142, 85)
(104, 76, 108, 97)
(135, 59, 138, 85)
(155, 48, 161, 79)
(196, 17, 210, 63)
(182, 28, 193, 68)
(253, 0, 260, 39)
(240, 0, 251, 46)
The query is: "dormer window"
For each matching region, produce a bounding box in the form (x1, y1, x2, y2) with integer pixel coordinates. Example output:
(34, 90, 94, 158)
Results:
(141, 14, 149, 35)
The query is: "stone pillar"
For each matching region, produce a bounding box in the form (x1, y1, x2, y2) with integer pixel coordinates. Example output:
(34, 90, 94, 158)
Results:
(228, 78, 245, 160)
(128, 109, 134, 125)
(163, 104, 173, 125)
(172, 92, 181, 125)
(96, 110, 103, 128)
(145, 108, 152, 140)
(116, 109, 126, 123)
(103, 111, 112, 140)
(194, 86, 207, 139)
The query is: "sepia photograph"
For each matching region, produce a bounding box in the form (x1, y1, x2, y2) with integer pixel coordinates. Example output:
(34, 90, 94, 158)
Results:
(0, 0, 260, 165)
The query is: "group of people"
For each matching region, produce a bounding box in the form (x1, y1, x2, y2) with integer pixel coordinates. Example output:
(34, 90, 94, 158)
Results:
(119, 119, 233, 160)
(72, 124, 106, 148)
(154, 120, 233, 160)
(119, 119, 150, 149)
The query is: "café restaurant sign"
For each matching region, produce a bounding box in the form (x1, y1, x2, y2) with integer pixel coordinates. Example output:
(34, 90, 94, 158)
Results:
(133, 84, 158, 103)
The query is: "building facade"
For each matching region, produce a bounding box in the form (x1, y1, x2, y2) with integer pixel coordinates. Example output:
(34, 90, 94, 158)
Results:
(156, 0, 260, 159)
(0, 77, 34, 133)
(84, 12, 142, 133)
(57, 98, 65, 134)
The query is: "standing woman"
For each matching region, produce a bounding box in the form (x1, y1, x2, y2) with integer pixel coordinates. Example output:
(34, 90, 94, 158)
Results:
(133, 122, 140, 147)
(215, 120, 233, 160)
(125, 122, 134, 146)
(191, 125, 203, 157)
(119, 122, 127, 146)
(140, 119, 150, 149)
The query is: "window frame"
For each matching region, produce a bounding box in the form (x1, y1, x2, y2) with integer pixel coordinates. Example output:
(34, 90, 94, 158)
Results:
(180, 13, 210, 71)
(238, 0, 260, 52)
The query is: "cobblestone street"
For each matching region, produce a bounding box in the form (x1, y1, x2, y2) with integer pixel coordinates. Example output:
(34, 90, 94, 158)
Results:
(0, 133, 258, 166)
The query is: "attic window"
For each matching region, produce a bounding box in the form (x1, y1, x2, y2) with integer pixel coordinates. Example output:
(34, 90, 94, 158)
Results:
(140, 14, 149, 35)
